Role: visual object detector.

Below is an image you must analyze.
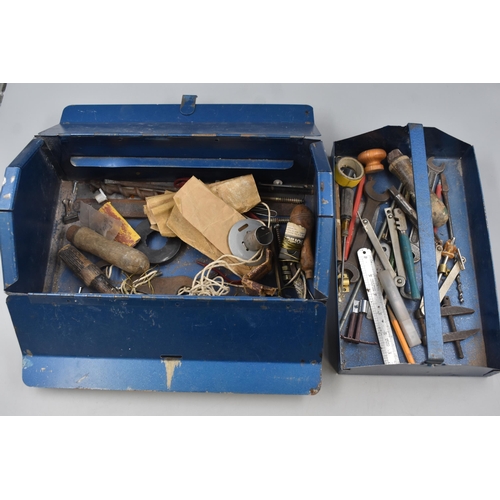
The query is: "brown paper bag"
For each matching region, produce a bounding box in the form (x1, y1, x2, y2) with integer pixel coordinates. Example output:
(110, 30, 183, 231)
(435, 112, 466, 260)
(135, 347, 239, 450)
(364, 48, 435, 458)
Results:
(173, 176, 244, 256)
(208, 175, 261, 213)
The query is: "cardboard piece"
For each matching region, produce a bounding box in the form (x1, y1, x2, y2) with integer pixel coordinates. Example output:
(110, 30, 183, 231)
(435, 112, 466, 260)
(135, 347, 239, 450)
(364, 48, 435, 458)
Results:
(99, 202, 141, 247)
(144, 191, 177, 238)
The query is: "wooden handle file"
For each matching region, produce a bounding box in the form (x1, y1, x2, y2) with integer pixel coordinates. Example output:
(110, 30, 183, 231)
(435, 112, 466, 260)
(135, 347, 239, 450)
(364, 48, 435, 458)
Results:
(58, 244, 117, 293)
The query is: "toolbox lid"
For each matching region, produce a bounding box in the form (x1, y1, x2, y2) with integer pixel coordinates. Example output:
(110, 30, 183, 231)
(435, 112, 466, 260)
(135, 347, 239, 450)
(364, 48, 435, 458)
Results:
(38, 96, 320, 139)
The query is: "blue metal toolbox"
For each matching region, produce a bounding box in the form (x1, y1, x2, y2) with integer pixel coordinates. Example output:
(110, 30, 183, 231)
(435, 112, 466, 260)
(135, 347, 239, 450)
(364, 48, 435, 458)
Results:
(329, 124, 500, 375)
(0, 97, 334, 394)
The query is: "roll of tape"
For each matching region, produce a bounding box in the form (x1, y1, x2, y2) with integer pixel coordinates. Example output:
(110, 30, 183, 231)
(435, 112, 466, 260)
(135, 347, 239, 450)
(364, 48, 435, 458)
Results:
(335, 157, 365, 188)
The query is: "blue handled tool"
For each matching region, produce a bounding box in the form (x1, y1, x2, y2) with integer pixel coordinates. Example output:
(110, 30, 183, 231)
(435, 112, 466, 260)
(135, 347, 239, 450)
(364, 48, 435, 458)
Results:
(394, 208, 421, 300)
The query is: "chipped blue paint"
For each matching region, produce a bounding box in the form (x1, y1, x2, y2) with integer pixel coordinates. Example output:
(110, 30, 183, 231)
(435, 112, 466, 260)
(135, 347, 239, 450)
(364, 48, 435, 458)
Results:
(21, 355, 322, 394)
(0, 99, 333, 394)
(409, 124, 443, 364)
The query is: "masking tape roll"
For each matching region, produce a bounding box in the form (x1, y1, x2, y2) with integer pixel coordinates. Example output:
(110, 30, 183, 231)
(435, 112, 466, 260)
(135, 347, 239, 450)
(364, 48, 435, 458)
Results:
(335, 157, 365, 188)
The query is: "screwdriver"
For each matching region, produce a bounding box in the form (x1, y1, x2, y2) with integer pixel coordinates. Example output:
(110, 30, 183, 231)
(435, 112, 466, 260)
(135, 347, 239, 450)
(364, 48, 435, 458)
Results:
(339, 167, 357, 298)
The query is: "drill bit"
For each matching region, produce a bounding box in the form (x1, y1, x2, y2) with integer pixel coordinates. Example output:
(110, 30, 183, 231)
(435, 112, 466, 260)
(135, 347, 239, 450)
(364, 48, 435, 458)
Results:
(440, 172, 464, 303)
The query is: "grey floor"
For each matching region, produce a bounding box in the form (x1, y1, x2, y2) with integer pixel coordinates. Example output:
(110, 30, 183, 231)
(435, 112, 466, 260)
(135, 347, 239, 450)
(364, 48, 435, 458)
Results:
(1, 83, 499, 415)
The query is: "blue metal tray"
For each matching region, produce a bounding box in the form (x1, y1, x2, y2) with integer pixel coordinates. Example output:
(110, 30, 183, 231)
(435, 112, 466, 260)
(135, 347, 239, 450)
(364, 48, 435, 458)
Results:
(0, 98, 334, 394)
(329, 124, 500, 375)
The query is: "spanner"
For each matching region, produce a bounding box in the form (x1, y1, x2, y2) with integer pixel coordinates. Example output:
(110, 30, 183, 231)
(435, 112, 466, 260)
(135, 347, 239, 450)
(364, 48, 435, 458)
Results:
(345, 176, 390, 282)
(384, 207, 406, 285)
(427, 157, 446, 191)
(361, 217, 405, 287)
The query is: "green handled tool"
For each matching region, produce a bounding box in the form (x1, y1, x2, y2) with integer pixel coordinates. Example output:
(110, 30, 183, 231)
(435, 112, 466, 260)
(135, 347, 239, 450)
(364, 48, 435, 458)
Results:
(394, 208, 420, 300)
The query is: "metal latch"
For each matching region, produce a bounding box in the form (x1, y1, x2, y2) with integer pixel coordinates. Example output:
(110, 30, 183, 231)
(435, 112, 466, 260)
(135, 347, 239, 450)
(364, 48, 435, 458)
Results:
(180, 94, 197, 115)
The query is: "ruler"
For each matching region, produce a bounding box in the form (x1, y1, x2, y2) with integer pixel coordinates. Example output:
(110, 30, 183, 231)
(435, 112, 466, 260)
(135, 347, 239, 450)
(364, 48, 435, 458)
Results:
(357, 248, 400, 365)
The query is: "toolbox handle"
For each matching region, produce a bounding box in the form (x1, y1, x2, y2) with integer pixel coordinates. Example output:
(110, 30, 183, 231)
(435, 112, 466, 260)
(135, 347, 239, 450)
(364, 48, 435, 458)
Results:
(408, 123, 444, 364)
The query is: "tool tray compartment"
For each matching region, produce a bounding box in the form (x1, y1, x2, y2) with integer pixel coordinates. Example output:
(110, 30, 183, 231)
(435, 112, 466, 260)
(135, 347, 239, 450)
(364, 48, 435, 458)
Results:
(329, 124, 500, 375)
(0, 100, 334, 394)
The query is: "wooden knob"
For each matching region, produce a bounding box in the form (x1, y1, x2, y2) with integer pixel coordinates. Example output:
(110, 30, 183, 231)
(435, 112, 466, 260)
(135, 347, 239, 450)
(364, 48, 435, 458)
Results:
(357, 148, 387, 174)
(290, 205, 315, 280)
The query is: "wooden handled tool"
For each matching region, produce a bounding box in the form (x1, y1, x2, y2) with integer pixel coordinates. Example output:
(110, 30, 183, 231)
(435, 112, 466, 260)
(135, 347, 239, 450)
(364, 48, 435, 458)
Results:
(290, 204, 315, 279)
(66, 225, 150, 275)
(58, 244, 117, 293)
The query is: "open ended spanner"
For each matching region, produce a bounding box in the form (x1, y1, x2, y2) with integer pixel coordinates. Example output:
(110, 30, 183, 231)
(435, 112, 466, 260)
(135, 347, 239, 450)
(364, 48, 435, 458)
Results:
(427, 157, 446, 191)
(345, 177, 390, 283)
(360, 217, 405, 288)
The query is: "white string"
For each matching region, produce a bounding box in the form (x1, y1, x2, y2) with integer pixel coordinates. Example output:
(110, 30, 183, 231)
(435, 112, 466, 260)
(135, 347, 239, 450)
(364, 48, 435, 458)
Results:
(179, 202, 272, 297)
(177, 250, 264, 296)
(120, 269, 161, 294)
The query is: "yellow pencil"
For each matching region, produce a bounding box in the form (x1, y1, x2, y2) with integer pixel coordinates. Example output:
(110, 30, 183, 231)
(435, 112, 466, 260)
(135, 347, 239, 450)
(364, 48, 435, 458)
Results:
(387, 304, 415, 364)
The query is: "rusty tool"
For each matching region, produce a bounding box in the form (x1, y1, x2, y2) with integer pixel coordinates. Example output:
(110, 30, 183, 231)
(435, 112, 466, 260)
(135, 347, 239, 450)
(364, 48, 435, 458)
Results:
(77, 198, 147, 218)
(341, 299, 378, 345)
(89, 181, 166, 199)
(441, 296, 477, 359)
(62, 199, 79, 224)
(62, 181, 79, 224)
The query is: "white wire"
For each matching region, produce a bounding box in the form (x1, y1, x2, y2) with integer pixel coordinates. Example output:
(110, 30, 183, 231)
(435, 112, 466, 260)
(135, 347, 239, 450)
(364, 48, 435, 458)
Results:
(283, 264, 302, 287)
